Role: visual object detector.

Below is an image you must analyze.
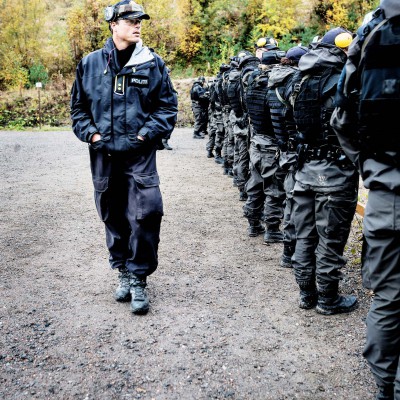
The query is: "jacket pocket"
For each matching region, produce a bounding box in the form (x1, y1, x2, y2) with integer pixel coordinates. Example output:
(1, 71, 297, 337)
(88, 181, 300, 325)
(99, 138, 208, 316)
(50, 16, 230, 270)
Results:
(134, 173, 163, 220)
(90, 139, 106, 153)
(92, 177, 109, 221)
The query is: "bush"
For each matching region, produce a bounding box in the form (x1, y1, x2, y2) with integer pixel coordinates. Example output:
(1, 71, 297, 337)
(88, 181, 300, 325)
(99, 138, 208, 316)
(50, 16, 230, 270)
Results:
(28, 64, 49, 89)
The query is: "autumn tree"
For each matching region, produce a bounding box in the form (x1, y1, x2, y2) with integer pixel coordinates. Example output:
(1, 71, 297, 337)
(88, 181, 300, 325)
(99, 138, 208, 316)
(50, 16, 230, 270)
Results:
(313, 0, 380, 32)
(67, 0, 110, 64)
(0, 0, 46, 89)
(140, 0, 180, 64)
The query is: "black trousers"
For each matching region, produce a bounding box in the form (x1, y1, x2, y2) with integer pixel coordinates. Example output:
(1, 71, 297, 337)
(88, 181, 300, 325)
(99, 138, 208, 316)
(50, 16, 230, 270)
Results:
(192, 103, 208, 136)
(89, 146, 162, 277)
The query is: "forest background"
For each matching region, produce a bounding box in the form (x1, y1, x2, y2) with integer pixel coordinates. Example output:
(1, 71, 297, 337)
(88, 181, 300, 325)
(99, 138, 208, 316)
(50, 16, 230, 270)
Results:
(0, 0, 379, 129)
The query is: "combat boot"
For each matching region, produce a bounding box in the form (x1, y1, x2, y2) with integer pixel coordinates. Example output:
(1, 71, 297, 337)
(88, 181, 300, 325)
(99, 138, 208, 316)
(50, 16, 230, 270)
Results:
(193, 133, 204, 139)
(263, 225, 284, 244)
(375, 385, 394, 400)
(114, 267, 131, 302)
(214, 155, 224, 165)
(239, 190, 248, 202)
(162, 138, 173, 150)
(316, 289, 358, 315)
(130, 275, 149, 315)
(298, 283, 318, 309)
(280, 242, 295, 268)
(207, 149, 214, 158)
(247, 219, 265, 237)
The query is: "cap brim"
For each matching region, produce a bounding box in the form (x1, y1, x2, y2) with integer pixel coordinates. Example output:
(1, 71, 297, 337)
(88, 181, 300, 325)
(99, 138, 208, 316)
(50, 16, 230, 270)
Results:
(121, 12, 150, 20)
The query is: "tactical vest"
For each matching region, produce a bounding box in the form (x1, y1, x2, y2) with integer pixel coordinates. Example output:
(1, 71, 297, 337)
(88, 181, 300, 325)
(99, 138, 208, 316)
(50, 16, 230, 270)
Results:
(245, 68, 274, 136)
(215, 74, 224, 107)
(240, 59, 260, 113)
(291, 67, 341, 147)
(267, 65, 298, 150)
(190, 83, 200, 101)
(358, 12, 400, 154)
(221, 70, 232, 108)
(226, 68, 243, 115)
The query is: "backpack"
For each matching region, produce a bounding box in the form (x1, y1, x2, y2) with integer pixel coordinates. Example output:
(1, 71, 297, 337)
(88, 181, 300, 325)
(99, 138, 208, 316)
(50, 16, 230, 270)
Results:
(291, 67, 341, 146)
(190, 83, 200, 101)
(357, 11, 400, 154)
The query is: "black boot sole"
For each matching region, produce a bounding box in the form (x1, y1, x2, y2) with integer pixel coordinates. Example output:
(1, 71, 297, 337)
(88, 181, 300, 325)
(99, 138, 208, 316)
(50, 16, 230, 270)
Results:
(131, 305, 149, 315)
(315, 302, 358, 315)
(115, 293, 131, 302)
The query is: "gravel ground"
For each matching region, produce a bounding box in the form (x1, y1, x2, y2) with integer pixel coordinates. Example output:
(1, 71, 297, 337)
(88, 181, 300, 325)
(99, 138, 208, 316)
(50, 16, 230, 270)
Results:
(0, 128, 376, 399)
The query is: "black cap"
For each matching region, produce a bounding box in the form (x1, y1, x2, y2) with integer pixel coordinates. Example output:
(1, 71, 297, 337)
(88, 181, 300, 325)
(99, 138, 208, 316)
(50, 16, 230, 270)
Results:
(105, 0, 150, 22)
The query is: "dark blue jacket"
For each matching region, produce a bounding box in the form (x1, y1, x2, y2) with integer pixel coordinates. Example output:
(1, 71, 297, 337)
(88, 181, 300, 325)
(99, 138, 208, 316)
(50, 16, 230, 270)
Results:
(71, 38, 178, 153)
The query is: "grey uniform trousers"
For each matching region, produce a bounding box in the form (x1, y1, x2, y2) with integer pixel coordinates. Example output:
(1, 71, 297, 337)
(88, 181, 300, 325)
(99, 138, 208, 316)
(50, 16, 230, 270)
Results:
(362, 190, 400, 397)
(192, 102, 208, 136)
(233, 133, 250, 190)
(206, 110, 217, 152)
(213, 109, 225, 155)
(222, 108, 234, 167)
(282, 169, 296, 246)
(243, 141, 285, 226)
(292, 185, 357, 291)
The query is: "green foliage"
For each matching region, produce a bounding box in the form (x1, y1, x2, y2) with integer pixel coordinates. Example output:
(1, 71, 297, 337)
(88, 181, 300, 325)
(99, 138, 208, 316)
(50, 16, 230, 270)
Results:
(29, 64, 49, 88)
(0, 0, 384, 85)
(0, 90, 71, 129)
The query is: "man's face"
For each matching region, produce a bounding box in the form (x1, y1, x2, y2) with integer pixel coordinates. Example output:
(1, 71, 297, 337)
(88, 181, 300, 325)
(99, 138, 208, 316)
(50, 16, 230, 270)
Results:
(111, 18, 142, 48)
(256, 48, 267, 60)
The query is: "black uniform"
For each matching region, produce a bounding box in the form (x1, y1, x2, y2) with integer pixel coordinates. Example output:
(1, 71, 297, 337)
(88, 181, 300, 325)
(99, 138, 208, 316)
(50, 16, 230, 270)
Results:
(244, 56, 285, 241)
(71, 38, 178, 277)
(191, 80, 209, 138)
(290, 40, 358, 312)
(331, 2, 400, 398)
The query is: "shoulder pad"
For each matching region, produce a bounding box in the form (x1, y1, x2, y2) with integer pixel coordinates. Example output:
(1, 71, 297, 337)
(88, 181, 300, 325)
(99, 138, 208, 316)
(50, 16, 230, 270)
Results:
(322, 73, 340, 96)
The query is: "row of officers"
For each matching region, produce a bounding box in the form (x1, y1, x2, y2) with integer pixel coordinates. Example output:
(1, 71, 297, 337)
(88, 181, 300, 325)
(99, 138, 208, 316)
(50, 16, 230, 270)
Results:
(190, 1, 400, 398)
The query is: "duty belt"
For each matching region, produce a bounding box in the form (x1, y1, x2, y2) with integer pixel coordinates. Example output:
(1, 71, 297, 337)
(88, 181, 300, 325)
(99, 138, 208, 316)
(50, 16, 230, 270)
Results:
(253, 142, 279, 155)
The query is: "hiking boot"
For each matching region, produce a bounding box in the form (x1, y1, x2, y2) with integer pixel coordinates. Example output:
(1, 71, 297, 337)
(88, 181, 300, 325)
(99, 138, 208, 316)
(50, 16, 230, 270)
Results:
(130, 275, 149, 315)
(263, 226, 284, 244)
(207, 150, 214, 158)
(316, 292, 358, 315)
(114, 267, 131, 302)
(193, 133, 204, 139)
(247, 220, 265, 237)
(298, 284, 318, 309)
(162, 138, 173, 150)
(280, 243, 295, 268)
(280, 253, 292, 268)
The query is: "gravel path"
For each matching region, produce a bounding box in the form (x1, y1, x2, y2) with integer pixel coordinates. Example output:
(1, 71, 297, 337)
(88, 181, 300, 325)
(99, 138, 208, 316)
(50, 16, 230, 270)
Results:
(0, 128, 375, 399)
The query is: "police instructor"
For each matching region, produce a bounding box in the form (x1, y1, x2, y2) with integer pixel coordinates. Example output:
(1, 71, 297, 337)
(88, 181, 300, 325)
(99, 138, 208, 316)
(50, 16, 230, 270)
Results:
(70, 0, 178, 315)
